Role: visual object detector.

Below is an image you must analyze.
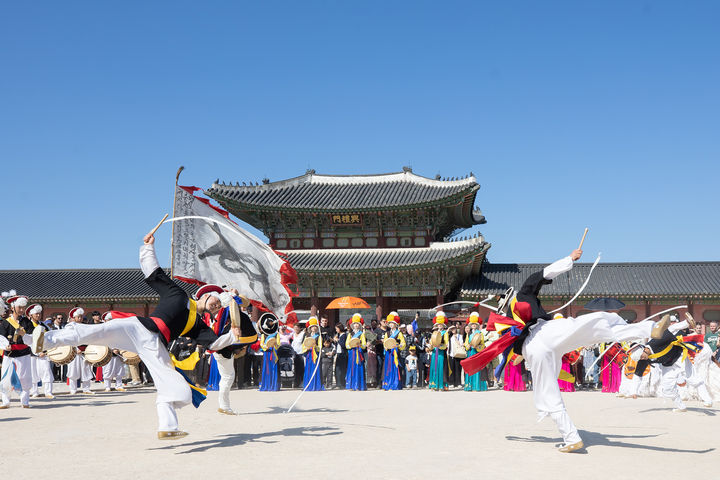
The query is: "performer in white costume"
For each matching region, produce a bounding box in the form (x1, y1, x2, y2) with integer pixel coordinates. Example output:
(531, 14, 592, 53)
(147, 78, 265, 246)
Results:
(33, 230, 256, 439)
(201, 285, 261, 415)
(676, 322, 713, 407)
(502, 249, 670, 452)
(1, 294, 35, 408)
(26, 304, 54, 398)
(65, 307, 95, 395)
(634, 315, 700, 412)
(100, 313, 127, 392)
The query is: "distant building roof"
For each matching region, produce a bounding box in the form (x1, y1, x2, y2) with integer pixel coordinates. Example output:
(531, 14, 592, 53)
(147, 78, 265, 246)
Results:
(283, 236, 489, 273)
(207, 168, 485, 222)
(0, 269, 196, 303)
(4, 260, 717, 305)
(461, 261, 720, 299)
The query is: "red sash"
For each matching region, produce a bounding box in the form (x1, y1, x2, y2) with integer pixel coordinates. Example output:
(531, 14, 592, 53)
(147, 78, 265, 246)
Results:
(108, 310, 170, 344)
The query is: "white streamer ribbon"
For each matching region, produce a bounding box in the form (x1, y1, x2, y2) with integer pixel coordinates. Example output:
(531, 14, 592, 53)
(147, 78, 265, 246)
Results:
(548, 253, 602, 314)
(286, 346, 322, 413)
(431, 297, 498, 313)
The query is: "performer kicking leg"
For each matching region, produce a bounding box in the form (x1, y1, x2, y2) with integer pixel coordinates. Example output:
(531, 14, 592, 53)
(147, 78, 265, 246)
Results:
(33, 230, 257, 439)
(492, 248, 671, 453)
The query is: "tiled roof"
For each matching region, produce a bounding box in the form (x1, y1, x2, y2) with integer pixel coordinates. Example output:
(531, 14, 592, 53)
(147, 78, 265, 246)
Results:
(282, 236, 489, 273)
(206, 169, 484, 219)
(461, 261, 720, 298)
(0, 269, 196, 303)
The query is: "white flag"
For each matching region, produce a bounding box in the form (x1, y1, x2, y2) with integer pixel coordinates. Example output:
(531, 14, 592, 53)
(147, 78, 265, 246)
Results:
(172, 186, 294, 319)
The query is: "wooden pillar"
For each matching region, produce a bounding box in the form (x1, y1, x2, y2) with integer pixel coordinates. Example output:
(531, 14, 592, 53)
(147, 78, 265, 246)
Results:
(645, 300, 651, 317)
(376, 295, 384, 322)
(436, 290, 444, 308)
(310, 294, 319, 318)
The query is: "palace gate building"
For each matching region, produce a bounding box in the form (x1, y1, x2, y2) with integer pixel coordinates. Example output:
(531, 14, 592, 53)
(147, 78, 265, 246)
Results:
(2, 168, 719, 329)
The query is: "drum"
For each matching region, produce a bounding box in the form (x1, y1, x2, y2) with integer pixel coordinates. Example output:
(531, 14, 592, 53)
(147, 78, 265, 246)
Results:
(120, 350, 141, 365)
(470, 333, 483, 349)
(265, 336, 277, 349)
(348, 337, 362, 348)
(430, 331, 442, 348)
(383, 337, 398, 350)
(46, 346, 76, 365)
(83, 345, 112, 366)
(302, 337, 317, 349)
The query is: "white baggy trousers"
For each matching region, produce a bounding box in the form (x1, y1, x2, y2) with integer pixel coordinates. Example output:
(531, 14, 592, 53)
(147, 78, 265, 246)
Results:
(1, 354, 32, 406)
(43, 318, 237, 432)
(522, 312, 654, 445)
(213, 353, 236, 411)
(30, 355, 54, 395)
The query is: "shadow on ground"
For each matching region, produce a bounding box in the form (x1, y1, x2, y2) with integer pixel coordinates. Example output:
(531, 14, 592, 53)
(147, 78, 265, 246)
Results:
(638, 407, 716, 416)
(242, 406, 349, 415)
(29, 400, 137, 410)
(148, 426, 343, 454)
(506, 430, 715, 454)
(0, 416, 30, 422)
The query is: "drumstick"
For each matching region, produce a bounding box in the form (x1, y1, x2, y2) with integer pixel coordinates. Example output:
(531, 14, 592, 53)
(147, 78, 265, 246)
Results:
(578, 228, 589, 250)
(149, 213, 169, 236)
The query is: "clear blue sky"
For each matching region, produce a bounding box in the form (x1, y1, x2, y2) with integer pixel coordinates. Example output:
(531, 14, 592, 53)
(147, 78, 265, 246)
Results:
(1, 1, 718, 269)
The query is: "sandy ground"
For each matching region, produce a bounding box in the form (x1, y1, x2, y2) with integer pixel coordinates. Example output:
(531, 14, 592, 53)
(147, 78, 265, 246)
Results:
(0, 383, 716, 478)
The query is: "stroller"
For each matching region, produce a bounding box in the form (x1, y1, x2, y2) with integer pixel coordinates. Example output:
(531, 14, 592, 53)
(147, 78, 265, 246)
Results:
(276, 344, 295, 388)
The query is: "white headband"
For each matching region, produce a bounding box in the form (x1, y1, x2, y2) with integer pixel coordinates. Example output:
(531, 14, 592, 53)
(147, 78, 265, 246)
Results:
(73, 308, 85, 318)
(14, 297, 28, 307)
(29, 305, 42, 315)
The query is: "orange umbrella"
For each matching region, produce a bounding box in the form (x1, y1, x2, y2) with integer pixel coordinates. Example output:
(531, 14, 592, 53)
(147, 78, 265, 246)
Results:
(325, 296, 371, 309)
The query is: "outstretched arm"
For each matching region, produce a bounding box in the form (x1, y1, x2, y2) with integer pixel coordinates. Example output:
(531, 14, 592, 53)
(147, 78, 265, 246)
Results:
(543, 249, 583, 280)
(140, 232, 160, 278)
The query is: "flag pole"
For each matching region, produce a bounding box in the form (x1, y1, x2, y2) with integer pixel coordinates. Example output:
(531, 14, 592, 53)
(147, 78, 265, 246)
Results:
(170, 166, 184, 278)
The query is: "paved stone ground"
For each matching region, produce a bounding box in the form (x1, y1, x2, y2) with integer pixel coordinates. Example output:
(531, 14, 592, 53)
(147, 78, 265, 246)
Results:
(0, 384, 716, 477)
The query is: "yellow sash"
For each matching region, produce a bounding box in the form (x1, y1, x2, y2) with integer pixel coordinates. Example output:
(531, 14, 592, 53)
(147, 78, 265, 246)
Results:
(179, 299, 198, 337)
(6, 315, 20, 330)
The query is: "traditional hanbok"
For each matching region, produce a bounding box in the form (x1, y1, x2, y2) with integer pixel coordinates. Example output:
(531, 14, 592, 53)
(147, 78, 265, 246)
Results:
(345, 315, 367, 391)
(503, 360, 526, 391)
(429, 312, 450, 391)
(600, 343, 622, 393)
(259, 333, 279, 391)
(302, 318, 324, 391)
(464, 315, 487, 392)
(558, 353, 575, 392)
(382, 314, 406, 391)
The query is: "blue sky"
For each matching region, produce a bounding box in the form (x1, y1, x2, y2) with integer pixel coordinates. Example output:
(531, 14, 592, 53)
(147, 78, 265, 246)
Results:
(1, 1, 718, 269)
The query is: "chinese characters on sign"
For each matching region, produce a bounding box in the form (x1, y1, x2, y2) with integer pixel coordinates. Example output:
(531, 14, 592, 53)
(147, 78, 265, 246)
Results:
(331, 213, 362, 225)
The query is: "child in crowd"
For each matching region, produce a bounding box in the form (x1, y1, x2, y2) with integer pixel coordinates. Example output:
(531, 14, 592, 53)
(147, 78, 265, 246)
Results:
(405, 346, 418, 388)
(321, 338, 335, 389)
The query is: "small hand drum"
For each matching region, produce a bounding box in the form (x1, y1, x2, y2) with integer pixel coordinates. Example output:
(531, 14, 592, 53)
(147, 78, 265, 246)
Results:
(383, 337, 398, 350)
(120, 350, 141, 365)
(348, 337, 362, 348)
(46, 346, 76, 365)
(430, 331, 442, 348)
(83, 345, 112, 367)
(303, 337, 317, 349)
